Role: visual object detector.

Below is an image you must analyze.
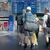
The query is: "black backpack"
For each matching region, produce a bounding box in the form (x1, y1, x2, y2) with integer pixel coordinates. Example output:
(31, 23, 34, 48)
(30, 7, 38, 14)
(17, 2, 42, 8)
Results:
(46, 15, 50, 27)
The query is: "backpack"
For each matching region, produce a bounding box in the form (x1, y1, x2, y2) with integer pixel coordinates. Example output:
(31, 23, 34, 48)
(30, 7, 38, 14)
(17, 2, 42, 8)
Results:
(46, 15, 50, 27)
(24, 13, 39, 31)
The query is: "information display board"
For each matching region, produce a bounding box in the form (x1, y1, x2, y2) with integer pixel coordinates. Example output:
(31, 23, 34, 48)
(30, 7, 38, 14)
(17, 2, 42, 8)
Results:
(12, 0, 24, 2)
(17, 2, 24, 13)
(12, 2, 24, 14)
(12, 2, 17, 14)
(12, 0, 37, 13)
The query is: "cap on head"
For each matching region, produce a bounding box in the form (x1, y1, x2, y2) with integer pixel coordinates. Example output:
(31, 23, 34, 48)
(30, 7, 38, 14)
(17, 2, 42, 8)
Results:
(44, 8, 49, 13)
(45, 8, 49, 11)
(27, 6, 31, 11)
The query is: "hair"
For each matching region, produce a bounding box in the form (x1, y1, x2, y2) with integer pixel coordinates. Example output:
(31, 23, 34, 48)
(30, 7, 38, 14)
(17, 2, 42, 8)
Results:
(26, 9, 31, 12)
(45, 8, 49, 12)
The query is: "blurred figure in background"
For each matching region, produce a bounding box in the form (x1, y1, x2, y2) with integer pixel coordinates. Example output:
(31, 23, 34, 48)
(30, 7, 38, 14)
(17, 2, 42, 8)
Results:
(42, 8, 50, 28)
(17, 9, 26, 46)
(20, 9, 26, 33)
(42, 8, 50, 47)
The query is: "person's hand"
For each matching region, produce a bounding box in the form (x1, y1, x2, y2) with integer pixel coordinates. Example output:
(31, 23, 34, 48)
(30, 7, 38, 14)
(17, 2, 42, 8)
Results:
(36, 18, 39, 22)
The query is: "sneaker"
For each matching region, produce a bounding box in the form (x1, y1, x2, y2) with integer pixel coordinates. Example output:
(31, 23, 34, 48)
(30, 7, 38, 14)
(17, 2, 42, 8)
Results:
(19, 42, 22, 45)
(24, 43, 27, 48)
(21, 43, 25, 46)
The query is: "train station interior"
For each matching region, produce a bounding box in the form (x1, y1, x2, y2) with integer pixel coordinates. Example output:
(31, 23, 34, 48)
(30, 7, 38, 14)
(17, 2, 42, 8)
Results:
(0, 0, 50, 50)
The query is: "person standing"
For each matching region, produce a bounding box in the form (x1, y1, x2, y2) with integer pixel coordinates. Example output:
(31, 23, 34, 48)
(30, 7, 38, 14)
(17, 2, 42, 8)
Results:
(23, 6, 39, 48)
(42, 8, 50, 47)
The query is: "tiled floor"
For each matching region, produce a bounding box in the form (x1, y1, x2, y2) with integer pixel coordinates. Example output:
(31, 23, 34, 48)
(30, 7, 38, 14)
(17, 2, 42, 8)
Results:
(0, 35, 17, 50)
(0, 32, 50, 50)
(16, 32, 50, 50)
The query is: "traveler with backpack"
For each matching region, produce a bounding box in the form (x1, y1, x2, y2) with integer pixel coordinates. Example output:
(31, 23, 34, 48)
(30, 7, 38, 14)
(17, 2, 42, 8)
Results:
(22, 6, 39, 48)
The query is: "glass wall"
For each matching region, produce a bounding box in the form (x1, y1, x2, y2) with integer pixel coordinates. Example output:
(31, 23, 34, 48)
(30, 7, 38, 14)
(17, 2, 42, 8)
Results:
(37, 0, 50, 13)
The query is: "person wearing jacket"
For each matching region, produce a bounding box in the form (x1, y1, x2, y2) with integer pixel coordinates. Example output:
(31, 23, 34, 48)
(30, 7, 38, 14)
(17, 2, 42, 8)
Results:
(42, 8, 50, 47)
(22, 6, 39, 48)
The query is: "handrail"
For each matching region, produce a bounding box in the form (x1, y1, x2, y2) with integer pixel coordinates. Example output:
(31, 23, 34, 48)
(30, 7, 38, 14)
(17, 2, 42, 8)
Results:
(0, 17, 9, 18)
